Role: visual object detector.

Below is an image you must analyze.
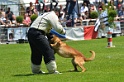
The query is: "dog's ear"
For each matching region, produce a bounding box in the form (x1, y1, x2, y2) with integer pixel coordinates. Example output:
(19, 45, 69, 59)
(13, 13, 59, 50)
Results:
(56, 41, 61, 47)
(49, 35, 57, 44)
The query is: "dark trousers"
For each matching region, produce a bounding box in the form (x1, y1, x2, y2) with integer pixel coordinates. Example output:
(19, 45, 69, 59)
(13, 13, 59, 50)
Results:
(50, 0, 58, 10)
(27, 28, 55, 65)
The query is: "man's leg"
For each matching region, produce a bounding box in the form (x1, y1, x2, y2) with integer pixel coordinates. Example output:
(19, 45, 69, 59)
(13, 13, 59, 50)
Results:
(28, 28, 46, 74)
(28, 28, 60, 74)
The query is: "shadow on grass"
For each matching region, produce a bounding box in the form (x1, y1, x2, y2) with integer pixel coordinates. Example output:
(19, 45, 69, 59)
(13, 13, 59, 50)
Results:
(13, 74, 34, 77)
(13, 73, 50, 77)
(60, 70, 81, 73)
(13, 70, 81, 77)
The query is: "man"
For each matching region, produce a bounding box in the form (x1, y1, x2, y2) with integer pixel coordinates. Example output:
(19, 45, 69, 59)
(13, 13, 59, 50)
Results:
(83, 0, 90, 6)
(27, 8, 66, 74)
(50, 0, 58, 11)
(5, 7, 15, 22)
(37, 0, 45, 12)
(67, 0, 80, 27)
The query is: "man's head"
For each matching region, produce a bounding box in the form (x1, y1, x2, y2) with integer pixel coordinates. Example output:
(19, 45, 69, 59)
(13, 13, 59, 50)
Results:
(8, 7, 10, 11)
(54, 8, 60, 16)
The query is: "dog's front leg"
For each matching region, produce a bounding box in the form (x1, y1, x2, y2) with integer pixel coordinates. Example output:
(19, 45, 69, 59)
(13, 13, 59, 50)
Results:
(50, 44, 54, 47)
(50, 42, 57, 47)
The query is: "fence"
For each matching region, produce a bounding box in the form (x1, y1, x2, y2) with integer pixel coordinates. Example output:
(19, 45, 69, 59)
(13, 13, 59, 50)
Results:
(0, 20, 123, 44)
(0, 25, 29, 44)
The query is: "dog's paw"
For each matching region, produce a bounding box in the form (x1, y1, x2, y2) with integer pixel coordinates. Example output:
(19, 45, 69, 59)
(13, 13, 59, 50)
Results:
(81, 69, 86, 72)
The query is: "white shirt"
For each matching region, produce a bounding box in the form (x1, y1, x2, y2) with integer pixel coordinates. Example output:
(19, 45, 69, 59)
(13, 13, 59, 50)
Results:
(80, 6, 89, 15)
(0, 17, 6, 21)
(31, 11, 65, 34)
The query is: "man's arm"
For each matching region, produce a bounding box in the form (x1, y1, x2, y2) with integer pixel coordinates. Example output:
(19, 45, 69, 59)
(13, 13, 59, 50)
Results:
(49, 12, 66, 34)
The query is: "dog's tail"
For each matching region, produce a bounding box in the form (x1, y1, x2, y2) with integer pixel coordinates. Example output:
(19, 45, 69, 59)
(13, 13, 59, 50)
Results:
(85, 51, 95, 61)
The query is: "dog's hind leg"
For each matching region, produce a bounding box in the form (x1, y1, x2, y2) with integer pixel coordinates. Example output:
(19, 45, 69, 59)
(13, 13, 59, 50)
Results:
(71, 58, 78, 71)
(78, 63, 86, 72)
(75, 57, 86, 72)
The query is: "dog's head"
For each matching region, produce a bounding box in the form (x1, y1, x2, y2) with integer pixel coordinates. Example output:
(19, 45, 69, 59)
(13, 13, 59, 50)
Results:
(51, 41, 61, 49)
(50, 35, 61, 44)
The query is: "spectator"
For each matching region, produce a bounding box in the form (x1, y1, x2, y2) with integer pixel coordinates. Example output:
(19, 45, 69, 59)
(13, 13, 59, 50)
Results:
(59, 5, 65, 20)
(50, 0, 58, 10)
(59, 5, 64, 14)
(89, 4, 97, 19)
(26, 2, 35, 16)
(83, 0, 90, 6)
(5, 7, 16, 22)
(0, 11, 6, 25)
(44, 5, 51, 12)
(59, 8, 67, 27)
(67, 0, 79, 27)
(29, 2, 35, 13)
(117, 4, 122, 17)
(80, 2, 89, 19)
(65, 0, 70, 15)
(26, 7, 30, 16)
(23, 13, 31, 26)
(0, 19, 5, 25)
(4, 17, 12, 27)
(35, 0, 45, 15)
(0, 9, 5, 18)
(76, 14, 83, 26)
(89, 4, 97, 12)
(11, 15, 17, 25)
(98, 2, 106, 10)
(120, 7, 124, 18)
(33, 8, 39, 15)
(38, 0, 45, 12)
(109, 0, 116, 9)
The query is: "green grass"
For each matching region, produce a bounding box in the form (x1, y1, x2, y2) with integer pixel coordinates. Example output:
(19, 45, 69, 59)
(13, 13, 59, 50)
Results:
(0, 36, 124, 82)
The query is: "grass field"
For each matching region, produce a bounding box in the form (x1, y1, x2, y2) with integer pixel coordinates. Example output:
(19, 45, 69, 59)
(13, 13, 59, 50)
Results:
(0, 36, 124, 82)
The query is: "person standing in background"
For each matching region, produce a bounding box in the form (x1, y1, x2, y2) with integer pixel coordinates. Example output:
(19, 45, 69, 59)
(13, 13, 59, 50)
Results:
(50, 0, 58, 10)
(67, 0, 80, 27)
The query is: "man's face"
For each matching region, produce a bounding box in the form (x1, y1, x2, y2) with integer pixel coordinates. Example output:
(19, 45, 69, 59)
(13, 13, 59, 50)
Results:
(55, 11, 59, 16)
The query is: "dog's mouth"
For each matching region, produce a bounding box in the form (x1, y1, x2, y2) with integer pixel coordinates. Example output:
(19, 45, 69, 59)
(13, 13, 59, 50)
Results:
(49, 38, 57, 44)
(49, 39, 54, 44)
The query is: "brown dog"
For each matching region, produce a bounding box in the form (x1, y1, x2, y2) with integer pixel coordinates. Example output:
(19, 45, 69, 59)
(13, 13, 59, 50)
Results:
(50, 35, 95, 72)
